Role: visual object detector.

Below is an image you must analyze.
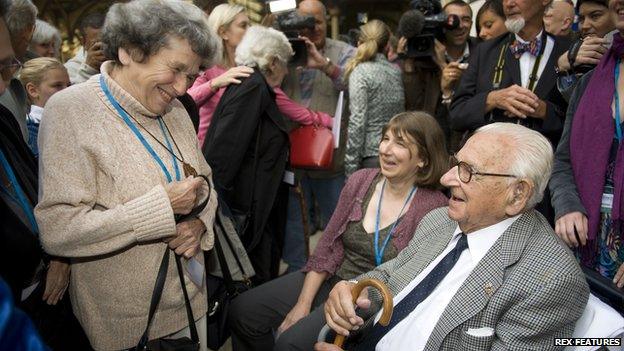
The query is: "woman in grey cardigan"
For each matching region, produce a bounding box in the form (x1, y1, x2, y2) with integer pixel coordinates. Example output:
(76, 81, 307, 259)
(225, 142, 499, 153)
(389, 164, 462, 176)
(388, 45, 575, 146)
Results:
(344, 19, 405, 176)
(35, 1, 218, 349)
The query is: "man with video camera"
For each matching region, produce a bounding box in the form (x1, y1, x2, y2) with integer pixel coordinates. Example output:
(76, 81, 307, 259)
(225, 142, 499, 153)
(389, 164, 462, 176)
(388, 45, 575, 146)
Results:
(398, 0, 477, 152)
(280, 0, 355, 273)
(450, 0, 571, 224)
(449, 0, 570, 145)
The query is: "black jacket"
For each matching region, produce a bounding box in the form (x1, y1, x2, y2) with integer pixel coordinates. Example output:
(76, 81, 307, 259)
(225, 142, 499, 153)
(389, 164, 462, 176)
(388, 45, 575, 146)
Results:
(203, 70, 289, 251)
(450, 32, 571, 145)
(0, 104, 42, 300)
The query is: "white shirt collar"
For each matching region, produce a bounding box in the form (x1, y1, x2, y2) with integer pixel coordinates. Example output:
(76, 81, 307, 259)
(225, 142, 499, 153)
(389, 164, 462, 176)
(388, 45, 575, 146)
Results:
(453, 214, 521, 264)
(445, 42, 470, 63)
(515, 30, 543, 44)
(28, 105, 44, 124)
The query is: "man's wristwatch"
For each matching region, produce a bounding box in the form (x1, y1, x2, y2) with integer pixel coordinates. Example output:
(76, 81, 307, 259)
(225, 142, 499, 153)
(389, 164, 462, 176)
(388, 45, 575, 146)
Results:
(555, 65, 572, 78)
(441, 91, 454, 105)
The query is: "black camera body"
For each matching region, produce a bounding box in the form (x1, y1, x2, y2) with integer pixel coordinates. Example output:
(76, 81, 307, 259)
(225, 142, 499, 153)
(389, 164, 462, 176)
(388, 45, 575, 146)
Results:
(401, 0, 459, 58)
(273, 11, 315, 66)
(567, 38, 595, 75)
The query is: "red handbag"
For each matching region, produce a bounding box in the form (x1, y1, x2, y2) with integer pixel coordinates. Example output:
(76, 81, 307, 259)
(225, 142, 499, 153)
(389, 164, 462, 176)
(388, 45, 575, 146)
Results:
(289, 125, 334, 169)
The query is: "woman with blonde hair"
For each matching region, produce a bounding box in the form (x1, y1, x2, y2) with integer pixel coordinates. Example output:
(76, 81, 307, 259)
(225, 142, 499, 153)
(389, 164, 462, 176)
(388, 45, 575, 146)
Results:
(19, 57, 70, 157)
(188, 3, 333, 146)
(344, 19, 405, 176)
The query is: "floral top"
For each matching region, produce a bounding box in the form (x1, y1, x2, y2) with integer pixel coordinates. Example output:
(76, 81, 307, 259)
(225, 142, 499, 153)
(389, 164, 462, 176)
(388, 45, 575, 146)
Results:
(592, 137, 624, 279)
(345, 54, 405, 176)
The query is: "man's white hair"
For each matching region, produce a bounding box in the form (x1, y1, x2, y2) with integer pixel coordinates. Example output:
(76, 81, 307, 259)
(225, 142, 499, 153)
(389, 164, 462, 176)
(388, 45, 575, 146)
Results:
(235, 25, 293, 72)
(474, 123, 553, 210)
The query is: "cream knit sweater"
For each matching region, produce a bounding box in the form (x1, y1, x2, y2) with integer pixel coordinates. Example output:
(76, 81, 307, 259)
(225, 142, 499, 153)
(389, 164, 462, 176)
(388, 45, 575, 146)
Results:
(35, 62, 217, 350)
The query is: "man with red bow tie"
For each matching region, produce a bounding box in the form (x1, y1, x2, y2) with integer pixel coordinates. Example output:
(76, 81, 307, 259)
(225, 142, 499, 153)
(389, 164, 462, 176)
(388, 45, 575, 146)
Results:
(449, 0, 571, 224)
(449, 0, 570, 146)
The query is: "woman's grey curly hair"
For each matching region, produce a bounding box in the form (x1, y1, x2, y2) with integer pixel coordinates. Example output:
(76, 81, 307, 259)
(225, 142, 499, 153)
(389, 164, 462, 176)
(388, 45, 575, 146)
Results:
(102, 0, 217, 66)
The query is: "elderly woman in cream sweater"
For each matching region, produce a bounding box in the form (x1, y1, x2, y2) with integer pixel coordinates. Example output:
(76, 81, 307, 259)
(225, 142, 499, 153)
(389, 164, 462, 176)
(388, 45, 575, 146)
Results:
(35, 1, 218, 350)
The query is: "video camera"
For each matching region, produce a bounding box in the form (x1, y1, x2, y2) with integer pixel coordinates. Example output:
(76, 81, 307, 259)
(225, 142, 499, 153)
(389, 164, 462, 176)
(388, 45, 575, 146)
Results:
(398, 0, 460, 58)
(269, 0, 314, 67)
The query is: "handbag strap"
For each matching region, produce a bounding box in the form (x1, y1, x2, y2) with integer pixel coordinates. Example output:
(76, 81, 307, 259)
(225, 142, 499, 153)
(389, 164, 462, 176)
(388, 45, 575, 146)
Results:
(175, 174, 212, 224)
(136, 249, 200, 349)
(137, 248, 171, 349)
(174, 253, 199, 343)
(216, 211, 251, 283)
(135, 176, 210, 349)
(213, 231, 237, 294)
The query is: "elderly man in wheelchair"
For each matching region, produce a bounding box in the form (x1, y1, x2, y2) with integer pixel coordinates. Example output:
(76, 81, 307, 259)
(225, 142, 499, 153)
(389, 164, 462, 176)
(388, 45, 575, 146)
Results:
(314, 124, 624, 351)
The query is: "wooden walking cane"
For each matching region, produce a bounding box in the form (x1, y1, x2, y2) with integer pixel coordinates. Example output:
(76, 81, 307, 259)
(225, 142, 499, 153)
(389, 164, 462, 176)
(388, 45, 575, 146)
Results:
(332, 279, 394, 349)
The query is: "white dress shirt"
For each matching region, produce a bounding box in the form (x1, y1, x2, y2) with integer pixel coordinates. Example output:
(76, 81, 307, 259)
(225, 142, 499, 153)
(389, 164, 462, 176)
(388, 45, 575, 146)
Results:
(64, 46, 99, 85)
(515, 31, 554, 89)
(27, 104, 43, 124)
(375, 215, 520, 351)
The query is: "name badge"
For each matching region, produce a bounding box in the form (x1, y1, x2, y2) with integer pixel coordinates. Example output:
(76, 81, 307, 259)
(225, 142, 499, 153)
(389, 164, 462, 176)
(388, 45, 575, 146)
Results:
(184, 257, 204, 288)
(602, 193, 614, 210)
(283, 171, 295, 185)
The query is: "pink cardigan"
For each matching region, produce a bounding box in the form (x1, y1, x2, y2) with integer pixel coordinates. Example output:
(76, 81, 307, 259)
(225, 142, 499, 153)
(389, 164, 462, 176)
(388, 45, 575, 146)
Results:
(303, 168, 448, 276)
(187, 65, 334, 146)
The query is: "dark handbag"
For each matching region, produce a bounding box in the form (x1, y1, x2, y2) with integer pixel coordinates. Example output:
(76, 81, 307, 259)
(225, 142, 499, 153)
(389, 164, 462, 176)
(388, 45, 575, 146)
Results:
(289, 125, 334, 169)
(135, 176, 212, 351)
(134, 249, 199, 351)
(205, 211, 253, 350)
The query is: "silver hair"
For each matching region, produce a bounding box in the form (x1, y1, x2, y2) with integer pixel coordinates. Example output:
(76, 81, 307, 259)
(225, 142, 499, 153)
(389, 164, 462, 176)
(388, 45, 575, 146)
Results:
(30, 19, 61, 56)
(474, 123, 553, 210)
(102, 0, 217, 66)
(235, 25, 293, 72)
(4, 0, 37, 38)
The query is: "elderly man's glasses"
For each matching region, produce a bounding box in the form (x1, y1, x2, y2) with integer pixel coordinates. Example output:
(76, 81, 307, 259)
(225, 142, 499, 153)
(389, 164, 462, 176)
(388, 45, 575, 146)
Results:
(449, 155, 518, 183)
(0, 57, 22, 80)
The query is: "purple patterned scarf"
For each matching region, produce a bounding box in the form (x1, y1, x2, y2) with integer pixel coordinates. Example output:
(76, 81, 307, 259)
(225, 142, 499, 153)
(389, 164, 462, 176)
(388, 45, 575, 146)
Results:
(570, 33, 624, 265)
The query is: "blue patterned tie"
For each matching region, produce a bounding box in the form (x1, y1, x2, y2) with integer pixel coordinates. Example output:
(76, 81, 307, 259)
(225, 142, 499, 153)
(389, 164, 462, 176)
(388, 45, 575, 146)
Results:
(352, 234, 469, 351)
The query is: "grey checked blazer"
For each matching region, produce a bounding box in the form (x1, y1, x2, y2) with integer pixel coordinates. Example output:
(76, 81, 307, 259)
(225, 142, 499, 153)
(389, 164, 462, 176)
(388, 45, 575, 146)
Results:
(356, 207, 589, 350)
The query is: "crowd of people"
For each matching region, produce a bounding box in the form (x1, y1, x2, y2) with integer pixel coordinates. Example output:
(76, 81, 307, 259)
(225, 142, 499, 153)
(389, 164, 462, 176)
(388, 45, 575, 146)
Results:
(1, 0, 624, 349)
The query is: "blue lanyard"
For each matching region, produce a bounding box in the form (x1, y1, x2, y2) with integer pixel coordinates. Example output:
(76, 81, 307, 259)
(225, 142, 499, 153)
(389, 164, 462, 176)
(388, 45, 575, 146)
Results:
(615, 58, 623, 143)
(157, 117, 181, 181)
(374, 179, 417, 266)
(0, 148, 39, 235)
(99, 75, 180, 182)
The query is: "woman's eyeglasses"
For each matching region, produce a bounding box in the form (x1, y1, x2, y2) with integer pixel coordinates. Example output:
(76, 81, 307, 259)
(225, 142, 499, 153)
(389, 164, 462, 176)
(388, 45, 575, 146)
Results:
(449, 155, 517, 183)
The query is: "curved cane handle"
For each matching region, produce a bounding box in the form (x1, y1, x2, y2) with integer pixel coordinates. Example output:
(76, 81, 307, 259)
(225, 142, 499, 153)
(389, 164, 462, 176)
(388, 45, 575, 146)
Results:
(333, 278, 393, 348)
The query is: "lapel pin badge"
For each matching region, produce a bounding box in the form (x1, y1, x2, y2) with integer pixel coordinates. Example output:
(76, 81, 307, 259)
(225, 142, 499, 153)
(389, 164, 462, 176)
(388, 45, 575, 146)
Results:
(484, 282, 494, 296)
